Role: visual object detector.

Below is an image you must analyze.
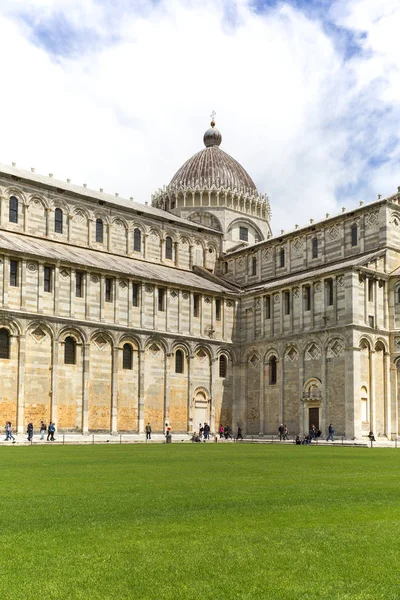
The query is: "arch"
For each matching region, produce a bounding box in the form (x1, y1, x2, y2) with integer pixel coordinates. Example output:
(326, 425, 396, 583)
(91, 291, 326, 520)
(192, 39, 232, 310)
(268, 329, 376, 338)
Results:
(187, 211, 223, 232)
(144, 336, 168, 354)
(303, 377, 322, 399)
(73, 206, 90, 220)
(58, 326, 86, 345)
(64, 336, 77, 365)
(375, 338, 389, 353)
(359, 336, 373, 351)
(28, 194, 49, 210)
(117, 333, 141, 351)
(4, 187, 27, 204)
(227, 217, 264, 241)
(0, 319, 22, 338)
(0, 328, 10, 359)
(193, 344, 212, 359)
(26, 320, 55, 340)
(111, 216, 129, 230)
(264, 347, 280, 362)
(90, 330, 115, 348)
(219, 354, 227, 378)
(171, 340, 191, 356)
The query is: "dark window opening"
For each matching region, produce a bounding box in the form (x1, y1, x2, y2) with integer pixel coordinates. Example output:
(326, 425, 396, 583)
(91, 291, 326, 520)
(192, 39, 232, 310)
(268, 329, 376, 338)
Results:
(132, 282, 139, 307)
(133, 228, 141, 252)
(75, 271, 83, 298)
(96, 218, 104, 243)
(351, 224, 358, 247)
(284, 290, 290, 315)
(368, 279, 374, 302)
(326, 279, 334, 306)
(269, 356, 277, 385)
(105, 278, 113, 302)
(10, 260, 18, 287)
(265, 295, 271, 319)
(216, 298, 221, 321)
(158, 288, 165, 312)
(239, 226, 248, 242)
(175, 350, 184, 374)
(165, 236, 173, 260)
(304, 285, 311, 311)
(55, 208, 63, 234)
(0, 328, 10, 359)
(312, 237, 318, 259)
(369, 315, 375, 328)
(279, 247, 285, 268)
(194, 294, 200, 317)
(219, 355, 227, 378)
(44, 266, 53, 293)
(9, 196, 18, 223)
(122, 343, 133, 370)
(64, 336, 76, 365)
(251, 256, 257, 276)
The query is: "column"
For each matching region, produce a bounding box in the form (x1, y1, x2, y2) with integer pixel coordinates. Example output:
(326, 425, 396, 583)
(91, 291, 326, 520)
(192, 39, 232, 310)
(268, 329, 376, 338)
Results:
(174, 242, 179, 267)
(165, 287, 170, 332)
(143, 233, 149, 259)
(70, 270, 75, 318)
(107, 223, 111, 252)
(187, 354, 194, 432)
(2, 256, 9, 308)
(85, 273, 91, 320)
(279, 357, 284, 423)
(114, 278, 119, 324)
(20, 260, 26, 310)
(333, 277, 338, 326)
(0, 195, 5, 228)
(51, 338, 59, 424)
(45, 207, 51, 237)
(189, 245, 194, 269)
(385, 352, 391, 438)
(82, 342, 90, 434)
(23, 203, 28, 233)
(160, 238, 165, 262)
(53, 264, 60, 316)
(210, 356, 216, 434)
(189, 292, 194, 336)
(37, 263, 44, 314)
(16, 334, 26, 434)
(259, 356, 265, 435)
(111, 346, 118, 433)
(370, 349, 376, 435)
(100, 275, 105, 322)
(67, 214, 73, 243)
(374, 280, 379, 329)
(88, 218, 93, 246)
(164, 353, 171, 426)
(140, 282, 146, 329)
(127, 280, 132, 326)
(138, 349, 145, 433)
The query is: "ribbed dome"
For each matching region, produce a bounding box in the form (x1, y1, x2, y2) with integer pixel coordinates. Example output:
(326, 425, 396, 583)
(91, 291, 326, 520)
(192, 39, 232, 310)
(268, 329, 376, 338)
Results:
(170, 121, 257, 192)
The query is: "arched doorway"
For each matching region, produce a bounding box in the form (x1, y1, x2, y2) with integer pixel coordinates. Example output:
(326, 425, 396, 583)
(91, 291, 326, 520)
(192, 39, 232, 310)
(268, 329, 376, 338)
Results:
(192, 387, 210, 433)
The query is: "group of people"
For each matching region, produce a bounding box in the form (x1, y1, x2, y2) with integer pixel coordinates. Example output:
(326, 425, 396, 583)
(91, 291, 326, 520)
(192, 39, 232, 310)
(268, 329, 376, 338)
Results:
(3, 421, 56, 443)
(278, 424, 289, 440)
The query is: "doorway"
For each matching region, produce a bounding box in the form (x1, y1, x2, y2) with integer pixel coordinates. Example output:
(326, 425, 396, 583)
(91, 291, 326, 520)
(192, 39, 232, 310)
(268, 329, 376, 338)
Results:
(308, 407, 319, 432)
(192, 388, 210, 433)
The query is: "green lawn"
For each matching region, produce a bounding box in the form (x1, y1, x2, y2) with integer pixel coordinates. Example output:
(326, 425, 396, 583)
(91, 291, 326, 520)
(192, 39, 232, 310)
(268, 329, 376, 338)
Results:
(1, 444, 400, 600)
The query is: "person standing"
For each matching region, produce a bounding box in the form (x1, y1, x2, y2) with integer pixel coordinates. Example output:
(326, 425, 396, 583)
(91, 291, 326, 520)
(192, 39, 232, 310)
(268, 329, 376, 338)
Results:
(326, 423, 334, 442)
(8, 422, 15, 443)
(283, 425, 289, 440)
(219, 425, 224, 439)
(203, 423, 210, 441)
(40, 421, 47, 441)
(278, 424, 284, 441)
(27, 422, 33, 442)
(145, 423, 152, 440)
(236, 426, 243, 440)
(4, 421, 10, 441)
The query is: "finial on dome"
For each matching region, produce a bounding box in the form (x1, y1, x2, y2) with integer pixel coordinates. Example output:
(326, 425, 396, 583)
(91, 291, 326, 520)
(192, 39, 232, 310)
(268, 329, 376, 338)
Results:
(204, 111, 222, 147)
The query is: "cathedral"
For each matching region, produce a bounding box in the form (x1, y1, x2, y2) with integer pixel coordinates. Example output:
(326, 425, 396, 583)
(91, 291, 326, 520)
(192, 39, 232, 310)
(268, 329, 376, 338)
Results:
(0, 119, 399, 439)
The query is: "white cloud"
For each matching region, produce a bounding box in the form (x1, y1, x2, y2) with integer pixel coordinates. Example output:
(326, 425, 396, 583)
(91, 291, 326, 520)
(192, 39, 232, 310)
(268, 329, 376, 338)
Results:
(0, 0, 399, 233)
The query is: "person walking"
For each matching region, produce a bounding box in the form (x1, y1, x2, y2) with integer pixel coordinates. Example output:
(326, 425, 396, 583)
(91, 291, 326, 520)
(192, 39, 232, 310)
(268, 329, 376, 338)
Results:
(203, 423, 210, 441)
(219, 425, 224, 439)
(278, 424, 284, 441)
(4, 421, 11, 441)
(47, 422, 55, 441)
(283, 425, 289, 440)
(236, 426, 243, 440)
(326, 423, 334, 442)
(40, 421, 47, 441)
(27, 422, 33, 442)
(8, 422, 15, 443)
(145, 423, 152, 440)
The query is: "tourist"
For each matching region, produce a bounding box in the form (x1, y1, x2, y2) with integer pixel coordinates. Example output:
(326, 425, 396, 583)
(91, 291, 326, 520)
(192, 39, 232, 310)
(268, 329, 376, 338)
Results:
(295, 435, 301, 445)
(27, 422, 33, 442)
(278, 424, 284, 441)
(40, 421, 47, 440)
(219, 424, 224, 439)
(47, 422, 56, 441)
(283, 425, 289, 440)
(145, 422, 152, 440)
(368, 430, 376, 442)
(203, 422, 210, 440)
(199, 423, 204, 440)
(8, 422, 15, 443)
(326, 423, 334, 442)
(4, 421, 11, 441)
(310, 424, 317, 439)
(236, 426, 243, 440)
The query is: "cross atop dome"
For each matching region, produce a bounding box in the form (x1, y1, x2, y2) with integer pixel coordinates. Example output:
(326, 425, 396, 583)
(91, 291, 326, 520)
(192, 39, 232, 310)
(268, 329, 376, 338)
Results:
(204, 113, 222, 147)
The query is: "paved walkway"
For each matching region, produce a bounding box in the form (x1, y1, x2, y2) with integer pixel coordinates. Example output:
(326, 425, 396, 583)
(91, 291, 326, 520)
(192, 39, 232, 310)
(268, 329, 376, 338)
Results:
(1, 433, 399, 448)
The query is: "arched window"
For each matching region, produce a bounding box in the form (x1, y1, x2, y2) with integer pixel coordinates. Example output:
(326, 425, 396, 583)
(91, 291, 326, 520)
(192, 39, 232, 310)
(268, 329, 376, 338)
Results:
(279, 248, 285, 268)
(64, 336, 76, 365)
(165, 236, 173, 260)
(397, 288, 400, 304)
(312, 237, 318, 259)
(269, 356, 277, 385)
(252, 256, 257, 276)
(122, 344, 133, 370)
(9, 196, 18, 223)
(219, 355, 227, 378)
(351, 224, 358, 247)
(175, 349, 184, 374)
(0, 328, 10, 359)
(96, 218, 104, 243)
(54, 208, 63, 234)
(133, 228, 141, 252)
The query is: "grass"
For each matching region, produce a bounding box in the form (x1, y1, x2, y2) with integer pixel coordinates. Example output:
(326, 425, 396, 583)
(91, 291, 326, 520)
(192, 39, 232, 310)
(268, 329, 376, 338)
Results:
(1, 444, 400, 600)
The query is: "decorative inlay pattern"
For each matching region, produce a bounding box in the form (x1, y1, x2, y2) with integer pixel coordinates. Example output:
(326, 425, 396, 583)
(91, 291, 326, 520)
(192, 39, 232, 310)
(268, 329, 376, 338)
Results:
(60, 269, 70, 278)
(119, 280, 127, 289)
(327, 225, 339, 240)
(145, 285, 153, 294)
(170, 290, 178, 299)
(306, 343, 321, 360)
(31, 327, 46, 342)
(27, 262, 37, 273)
(285, 346, 298, 362)
(249, 354, 260, 368)
(91, 275, 99, 284)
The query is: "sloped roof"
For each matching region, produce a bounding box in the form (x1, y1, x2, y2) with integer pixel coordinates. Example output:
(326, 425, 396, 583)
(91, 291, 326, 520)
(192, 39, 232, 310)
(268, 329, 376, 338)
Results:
(0, 231, 234, 294)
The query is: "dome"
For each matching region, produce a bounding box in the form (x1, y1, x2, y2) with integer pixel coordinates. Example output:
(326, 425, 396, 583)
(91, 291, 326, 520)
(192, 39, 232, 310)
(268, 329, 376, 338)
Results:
(169, 120, 257, 192)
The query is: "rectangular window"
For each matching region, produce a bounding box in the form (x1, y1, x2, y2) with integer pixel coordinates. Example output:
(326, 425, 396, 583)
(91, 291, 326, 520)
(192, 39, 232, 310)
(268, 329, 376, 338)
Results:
(193, 294, 200, 317)
(239, 226, 248, 242)
(158, 288, 165, 312)
(10, 260, 18, 287)
(105, 278, 113, 302)
(44, 266, 53, 293)
(216, 298, 221, 321)
(369, 315, 375, 328)
(251, 256, 257, 276)
(368, 279, 374, 302)
(75, 271, 83, 298)
(326, 279, 334, 306)
(279, 248, 285, 268)
(304, 285, 311, 311)
(284, 291, 290, 315)
(132, 282, 139, 307)
(265, 295, 271, 320)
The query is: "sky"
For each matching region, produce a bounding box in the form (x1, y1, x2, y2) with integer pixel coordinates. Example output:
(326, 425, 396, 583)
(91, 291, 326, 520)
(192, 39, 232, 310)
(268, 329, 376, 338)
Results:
(0, 0, 399, 233)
